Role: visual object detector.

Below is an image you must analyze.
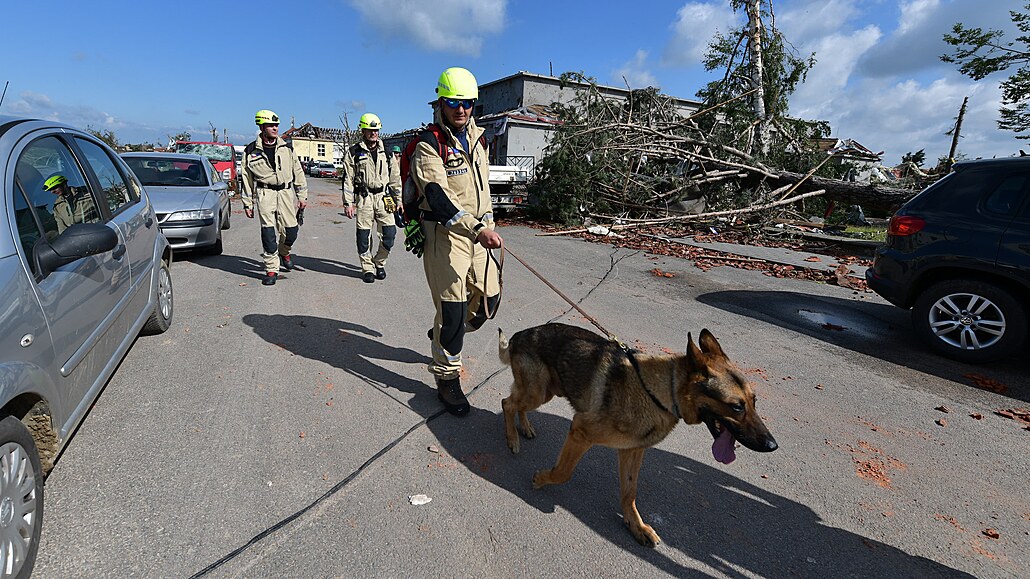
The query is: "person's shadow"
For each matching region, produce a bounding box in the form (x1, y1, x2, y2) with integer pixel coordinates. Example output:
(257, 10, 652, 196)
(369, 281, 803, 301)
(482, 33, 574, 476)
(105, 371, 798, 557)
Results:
(426, 407, 972, 577)
(242, 314, 436, 415)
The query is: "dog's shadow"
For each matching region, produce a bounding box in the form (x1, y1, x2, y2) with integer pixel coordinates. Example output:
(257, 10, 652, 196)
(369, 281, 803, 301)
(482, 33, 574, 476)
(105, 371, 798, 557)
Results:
(427, 407, 970, 577)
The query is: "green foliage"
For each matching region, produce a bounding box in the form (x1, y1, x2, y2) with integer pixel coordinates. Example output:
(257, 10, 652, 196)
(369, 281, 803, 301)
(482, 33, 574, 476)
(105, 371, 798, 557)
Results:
(694, 0, 817, 156)
(943, 3, 1030, 139)
(902, 149, 926, 167)
(86, 125, 119, 149)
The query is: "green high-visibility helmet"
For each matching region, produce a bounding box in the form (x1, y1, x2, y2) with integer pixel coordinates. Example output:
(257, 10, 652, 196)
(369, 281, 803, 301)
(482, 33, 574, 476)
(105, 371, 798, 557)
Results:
(43, 174, 68, 191)
(435, 67, 478, 99)
(358, 113, 382, 130)
(255, 109, 280, 126)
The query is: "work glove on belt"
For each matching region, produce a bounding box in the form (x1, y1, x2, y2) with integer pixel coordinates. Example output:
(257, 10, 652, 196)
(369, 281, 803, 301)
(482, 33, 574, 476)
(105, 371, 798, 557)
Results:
(383, 196, 397, 214)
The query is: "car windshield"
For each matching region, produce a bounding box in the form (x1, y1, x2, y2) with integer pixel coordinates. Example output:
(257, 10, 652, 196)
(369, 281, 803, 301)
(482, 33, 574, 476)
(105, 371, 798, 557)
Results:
(175, 143, 233, 162)
(125, 157, 210, 187)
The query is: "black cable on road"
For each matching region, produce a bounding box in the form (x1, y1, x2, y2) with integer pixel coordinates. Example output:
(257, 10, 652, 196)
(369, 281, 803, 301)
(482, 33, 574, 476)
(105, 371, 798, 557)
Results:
(189, 367, 508, 578)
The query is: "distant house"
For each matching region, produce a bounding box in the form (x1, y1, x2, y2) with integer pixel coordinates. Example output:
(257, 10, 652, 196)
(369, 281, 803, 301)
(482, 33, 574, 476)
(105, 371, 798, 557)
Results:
(811, 138, 887, 183)
(282, 122, 347, 166)
(384, 71, 703, 176)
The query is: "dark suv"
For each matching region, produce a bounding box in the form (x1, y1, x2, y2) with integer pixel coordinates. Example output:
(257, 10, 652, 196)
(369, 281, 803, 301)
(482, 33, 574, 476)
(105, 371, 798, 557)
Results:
(867, 157, 1030, 363)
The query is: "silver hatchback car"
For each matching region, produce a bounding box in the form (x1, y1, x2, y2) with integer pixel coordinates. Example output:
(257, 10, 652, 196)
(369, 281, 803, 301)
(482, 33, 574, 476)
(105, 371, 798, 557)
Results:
(0, 116, 173, 576)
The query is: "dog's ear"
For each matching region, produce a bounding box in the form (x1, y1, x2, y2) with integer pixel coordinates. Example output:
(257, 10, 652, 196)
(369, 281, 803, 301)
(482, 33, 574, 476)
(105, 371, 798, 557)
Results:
(698, 328, 726, 358)
(687, 332, 703, 365)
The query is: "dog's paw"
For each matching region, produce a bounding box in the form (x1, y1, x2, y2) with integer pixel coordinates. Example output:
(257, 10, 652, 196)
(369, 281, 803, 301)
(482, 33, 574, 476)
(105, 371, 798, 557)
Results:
(518, 422, 536, 440)
(627, 522, 661, 548)
(532, 469, 550, 489)
(507, 437, 520, 454)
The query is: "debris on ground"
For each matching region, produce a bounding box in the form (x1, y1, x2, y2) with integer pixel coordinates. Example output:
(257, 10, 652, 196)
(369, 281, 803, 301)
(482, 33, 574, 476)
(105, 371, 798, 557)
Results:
(965, 374, 1009, 394)
(408, 494, 432, 506)
(982, 528, 1000, 540)
(993, 408, 1030, 430)
(935, 406, 952, 414)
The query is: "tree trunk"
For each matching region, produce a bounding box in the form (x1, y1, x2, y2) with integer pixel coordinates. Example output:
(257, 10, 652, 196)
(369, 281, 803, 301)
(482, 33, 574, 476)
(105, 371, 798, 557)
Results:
(774, 169, 921, 214)
(746, 0, 770, 156)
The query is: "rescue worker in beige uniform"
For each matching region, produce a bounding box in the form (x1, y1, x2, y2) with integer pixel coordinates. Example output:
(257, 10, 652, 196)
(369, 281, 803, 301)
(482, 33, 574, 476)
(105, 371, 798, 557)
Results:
(241, 109, 308, 286)
(44, 174, 100, 234)
(410, 67, 503, 416)
(342, 113, 401, 283)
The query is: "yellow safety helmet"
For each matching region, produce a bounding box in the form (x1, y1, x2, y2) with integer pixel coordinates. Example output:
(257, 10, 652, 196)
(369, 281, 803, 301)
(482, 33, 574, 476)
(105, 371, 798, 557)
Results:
(435, 67, 478, 100)
(255, 109, 279, 126)
(43, 174, 68, 191)
(358, 113, 382, 130)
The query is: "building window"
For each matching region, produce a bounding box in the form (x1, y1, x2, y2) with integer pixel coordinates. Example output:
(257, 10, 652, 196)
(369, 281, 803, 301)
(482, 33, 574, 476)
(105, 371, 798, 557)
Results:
(318, 144, 326, 156)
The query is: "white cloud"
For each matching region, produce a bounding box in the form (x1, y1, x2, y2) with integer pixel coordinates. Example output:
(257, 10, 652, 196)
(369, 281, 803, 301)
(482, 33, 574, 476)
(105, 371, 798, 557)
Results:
(790, 26, 882, 119)
(663, 2, 738, 66)
(346, 0, 506, 57)
(777, 0, 860, 41)
(613, 50, 659, 89)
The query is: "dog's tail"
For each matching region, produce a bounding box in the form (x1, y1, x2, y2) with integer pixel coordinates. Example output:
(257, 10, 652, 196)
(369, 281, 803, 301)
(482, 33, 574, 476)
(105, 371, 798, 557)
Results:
(498, 328, 511, 366)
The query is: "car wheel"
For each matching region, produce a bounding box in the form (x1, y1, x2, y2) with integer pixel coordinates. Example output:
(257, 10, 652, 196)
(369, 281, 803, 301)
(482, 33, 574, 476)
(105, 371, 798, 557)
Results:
(222, 203, 231, 230)
(0, 416, 44, 579)
(141, 258, 173, 335)
(912, 279, 1027, 363)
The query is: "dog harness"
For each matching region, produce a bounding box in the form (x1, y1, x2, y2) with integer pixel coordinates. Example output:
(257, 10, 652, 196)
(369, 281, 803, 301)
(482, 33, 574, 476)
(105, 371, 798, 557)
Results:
(625, 347, 681, 420)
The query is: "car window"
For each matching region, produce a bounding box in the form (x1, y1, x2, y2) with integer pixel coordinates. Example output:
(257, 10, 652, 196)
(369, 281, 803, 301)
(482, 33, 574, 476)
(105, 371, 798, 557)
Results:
(208, 161, 222, 183)
(124, 157, 210, 187)
(983, 173, 1030, 217)
(75, 138, 138, 214)
(14, 136, 102, 264)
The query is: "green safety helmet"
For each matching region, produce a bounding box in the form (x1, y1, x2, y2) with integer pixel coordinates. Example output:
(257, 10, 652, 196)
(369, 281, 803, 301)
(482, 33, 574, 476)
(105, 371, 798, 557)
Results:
(358, 113, 382, 130)
(435, 67, 478, 100)
(43, 174, 68, 191)
(391, 145, 401, 153)
(255, 109, 279, 126)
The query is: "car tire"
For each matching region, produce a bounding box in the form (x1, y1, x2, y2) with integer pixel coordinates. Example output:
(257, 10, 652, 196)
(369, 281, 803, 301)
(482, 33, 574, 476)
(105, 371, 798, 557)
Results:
(912, 279, 1027, 363)
(222, 203, 231, 230)
(0, 416, 44, 579)
(141, 258, 173, 336)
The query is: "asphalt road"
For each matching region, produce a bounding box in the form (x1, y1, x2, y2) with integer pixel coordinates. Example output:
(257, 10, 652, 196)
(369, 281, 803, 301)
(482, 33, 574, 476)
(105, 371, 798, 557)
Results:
(35, 177, 1028, 577)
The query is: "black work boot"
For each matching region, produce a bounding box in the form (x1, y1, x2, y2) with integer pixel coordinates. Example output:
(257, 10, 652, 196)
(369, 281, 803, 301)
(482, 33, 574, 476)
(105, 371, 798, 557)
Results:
(262, 272, 278, 286)
(281, 254, 293, 271)
(436, 377, 470, 416)
(362, 272, 375, 283)
(375, 266, 386, 280)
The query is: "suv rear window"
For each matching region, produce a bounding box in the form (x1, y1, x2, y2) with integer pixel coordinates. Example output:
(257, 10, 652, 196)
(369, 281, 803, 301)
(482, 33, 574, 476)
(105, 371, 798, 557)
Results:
(906, 168, 1010, 215)
(983, 173, 1030, 216)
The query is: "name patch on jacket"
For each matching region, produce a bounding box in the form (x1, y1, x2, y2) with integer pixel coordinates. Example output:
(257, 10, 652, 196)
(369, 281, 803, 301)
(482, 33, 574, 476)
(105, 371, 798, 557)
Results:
(446, 168, 469, 177)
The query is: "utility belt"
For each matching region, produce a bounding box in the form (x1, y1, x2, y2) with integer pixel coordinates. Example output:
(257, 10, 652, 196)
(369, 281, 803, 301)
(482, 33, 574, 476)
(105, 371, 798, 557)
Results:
(356, 184, 385, 197)
(257, 181, 292, 191)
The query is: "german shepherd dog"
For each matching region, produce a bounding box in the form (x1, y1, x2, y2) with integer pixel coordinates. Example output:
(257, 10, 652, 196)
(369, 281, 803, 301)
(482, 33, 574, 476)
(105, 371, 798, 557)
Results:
(498, 323, 778, 547)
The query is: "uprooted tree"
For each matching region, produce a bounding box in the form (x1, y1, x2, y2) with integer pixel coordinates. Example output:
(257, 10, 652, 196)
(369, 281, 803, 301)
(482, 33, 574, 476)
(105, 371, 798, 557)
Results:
(530, 0, 921, 227)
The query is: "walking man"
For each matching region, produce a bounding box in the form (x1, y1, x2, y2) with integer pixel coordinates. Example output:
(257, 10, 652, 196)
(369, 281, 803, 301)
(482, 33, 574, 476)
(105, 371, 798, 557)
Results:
(410, 67, 503, 416)
(342, 113, 401, 283)
(241, 109, 308, 286)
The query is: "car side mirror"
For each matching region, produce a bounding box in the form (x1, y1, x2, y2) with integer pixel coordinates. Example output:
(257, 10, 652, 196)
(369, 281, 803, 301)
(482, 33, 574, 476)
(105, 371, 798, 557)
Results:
(35, 223, 119, 278)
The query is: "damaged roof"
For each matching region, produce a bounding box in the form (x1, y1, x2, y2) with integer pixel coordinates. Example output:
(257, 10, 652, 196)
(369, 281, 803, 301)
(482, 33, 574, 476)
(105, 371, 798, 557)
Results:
(282, 122, 346, 141)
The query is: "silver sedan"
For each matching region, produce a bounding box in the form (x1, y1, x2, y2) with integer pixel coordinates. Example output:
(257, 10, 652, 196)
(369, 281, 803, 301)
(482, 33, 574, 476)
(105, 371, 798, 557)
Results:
(122, 152, 231, 255)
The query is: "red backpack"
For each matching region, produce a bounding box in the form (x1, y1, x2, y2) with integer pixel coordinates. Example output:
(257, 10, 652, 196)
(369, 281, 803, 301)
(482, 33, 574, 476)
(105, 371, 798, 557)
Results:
(399, 123, 487, 221)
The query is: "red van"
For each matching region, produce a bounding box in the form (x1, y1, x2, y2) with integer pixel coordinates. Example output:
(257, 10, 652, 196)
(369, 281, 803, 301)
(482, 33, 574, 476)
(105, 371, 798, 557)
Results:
(174, 141, 237, 188)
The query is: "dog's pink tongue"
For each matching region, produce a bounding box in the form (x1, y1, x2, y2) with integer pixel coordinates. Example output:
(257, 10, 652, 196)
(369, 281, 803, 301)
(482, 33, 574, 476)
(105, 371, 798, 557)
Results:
(712, 428, 737, 464)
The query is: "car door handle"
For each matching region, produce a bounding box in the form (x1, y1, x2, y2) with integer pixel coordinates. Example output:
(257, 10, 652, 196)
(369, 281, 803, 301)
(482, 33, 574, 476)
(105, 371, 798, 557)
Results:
(112, 244, 126, 260)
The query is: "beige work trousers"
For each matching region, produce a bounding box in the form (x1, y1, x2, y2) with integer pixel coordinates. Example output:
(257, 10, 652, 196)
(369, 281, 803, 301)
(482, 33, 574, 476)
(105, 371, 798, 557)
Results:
(256, 186, 299, 273)
(423, 221, 501, 380)
(355, 192, 394, 274)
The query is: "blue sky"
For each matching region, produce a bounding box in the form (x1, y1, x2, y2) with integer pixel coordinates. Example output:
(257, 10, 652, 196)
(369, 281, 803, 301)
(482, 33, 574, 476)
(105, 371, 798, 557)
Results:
(0, 0, 1020, 165)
